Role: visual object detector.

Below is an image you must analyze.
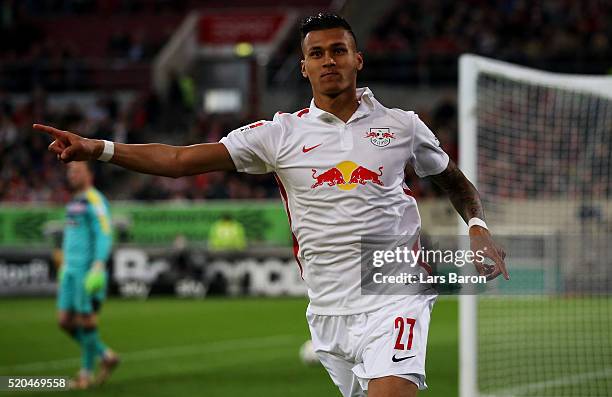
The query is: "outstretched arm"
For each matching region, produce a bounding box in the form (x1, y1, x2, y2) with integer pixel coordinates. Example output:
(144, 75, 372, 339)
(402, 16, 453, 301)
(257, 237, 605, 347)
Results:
(33, 124, 236, 178)
(428, 159, 509, 280)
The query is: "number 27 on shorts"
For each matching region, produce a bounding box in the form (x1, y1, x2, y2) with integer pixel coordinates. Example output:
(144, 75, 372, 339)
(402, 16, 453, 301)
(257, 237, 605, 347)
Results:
(394, 317, 416, 350)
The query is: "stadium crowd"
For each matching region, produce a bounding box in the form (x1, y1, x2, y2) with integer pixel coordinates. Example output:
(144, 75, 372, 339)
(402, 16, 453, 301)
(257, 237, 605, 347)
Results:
(477, 77, 612, 200)
(2, 0, 611, 203)
(0, 85, 458, 203)
(0, 0, 179, 92)
(363, 0, 612, 83)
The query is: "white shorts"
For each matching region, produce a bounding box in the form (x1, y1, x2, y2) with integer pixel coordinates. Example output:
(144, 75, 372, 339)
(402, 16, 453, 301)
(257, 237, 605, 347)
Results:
(307, 294, 436, 397)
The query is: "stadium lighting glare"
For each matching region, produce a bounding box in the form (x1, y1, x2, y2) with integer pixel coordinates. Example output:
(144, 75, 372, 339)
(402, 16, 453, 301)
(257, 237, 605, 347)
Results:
(234, 42, 254, 57)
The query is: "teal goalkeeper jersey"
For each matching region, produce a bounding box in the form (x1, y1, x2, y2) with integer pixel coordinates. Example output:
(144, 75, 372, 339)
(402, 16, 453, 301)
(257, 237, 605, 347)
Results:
(63, 187, 112, 273)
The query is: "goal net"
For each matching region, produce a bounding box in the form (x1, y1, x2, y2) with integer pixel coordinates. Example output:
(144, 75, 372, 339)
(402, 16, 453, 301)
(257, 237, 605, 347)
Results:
(459, 54, 612, 397)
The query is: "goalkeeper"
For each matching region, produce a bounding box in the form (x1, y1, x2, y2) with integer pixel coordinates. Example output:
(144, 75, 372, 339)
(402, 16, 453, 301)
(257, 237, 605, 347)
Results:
(56, 161, 119, 389)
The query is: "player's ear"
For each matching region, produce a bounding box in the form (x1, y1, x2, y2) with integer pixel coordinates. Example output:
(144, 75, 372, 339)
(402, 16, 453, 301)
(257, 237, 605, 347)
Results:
(356, 51, 364, 71)
(300, 59, 307, 78)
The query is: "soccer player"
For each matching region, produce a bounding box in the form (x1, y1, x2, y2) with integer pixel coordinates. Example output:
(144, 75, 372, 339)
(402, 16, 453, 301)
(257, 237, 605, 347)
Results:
(57, 161, 119, 389)
(35, 13, 507, 397)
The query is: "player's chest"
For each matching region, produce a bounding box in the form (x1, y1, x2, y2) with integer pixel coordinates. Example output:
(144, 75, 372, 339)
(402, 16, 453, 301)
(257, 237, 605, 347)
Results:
(279, 121, 410, 191)
(66, 201, 88, 226)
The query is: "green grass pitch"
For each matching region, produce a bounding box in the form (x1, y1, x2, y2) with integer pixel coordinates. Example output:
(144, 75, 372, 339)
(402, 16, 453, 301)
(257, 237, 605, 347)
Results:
(0, 297, 458, 396)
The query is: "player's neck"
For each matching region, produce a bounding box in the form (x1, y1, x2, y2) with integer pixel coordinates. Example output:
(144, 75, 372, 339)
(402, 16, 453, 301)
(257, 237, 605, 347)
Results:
(75, 185, 92, 196)
(313, 88, 359, 123)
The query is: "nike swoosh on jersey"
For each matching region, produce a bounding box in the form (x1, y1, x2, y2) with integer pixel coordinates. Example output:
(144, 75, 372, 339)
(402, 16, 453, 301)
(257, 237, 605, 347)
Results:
(391, 354, 416, 362)
(302, 143, 322, 153)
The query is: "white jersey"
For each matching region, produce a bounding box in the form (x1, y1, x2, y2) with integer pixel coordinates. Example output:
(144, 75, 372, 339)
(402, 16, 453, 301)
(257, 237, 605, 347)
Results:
(220, 87, 449, 315)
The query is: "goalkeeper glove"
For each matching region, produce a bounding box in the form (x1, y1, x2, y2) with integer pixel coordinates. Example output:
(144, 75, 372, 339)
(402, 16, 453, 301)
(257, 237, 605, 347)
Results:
(85, 261, 106, 294)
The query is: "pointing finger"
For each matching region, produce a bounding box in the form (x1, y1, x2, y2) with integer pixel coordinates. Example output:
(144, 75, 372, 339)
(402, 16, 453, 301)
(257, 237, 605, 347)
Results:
(498, 258, 510, 280)
(33, 124, 69, 142)
(485, 251, 510, 281)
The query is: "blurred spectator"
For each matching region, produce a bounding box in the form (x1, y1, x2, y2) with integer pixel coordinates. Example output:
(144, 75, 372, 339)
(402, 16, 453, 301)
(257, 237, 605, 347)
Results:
(107, 29, 131, 59)
(0, 1, 180, 92)
(0, 109, 17, 146)
(0, 86, 283, 203)
(360, 0, 612, 84)
(208, 214, 247, 251)
(2, 1, 611, 203)
(6, 84, 607, 203)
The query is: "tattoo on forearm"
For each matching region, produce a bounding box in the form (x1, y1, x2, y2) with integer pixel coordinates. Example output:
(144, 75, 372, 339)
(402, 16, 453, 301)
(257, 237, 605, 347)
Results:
(427, 161, 484, 223)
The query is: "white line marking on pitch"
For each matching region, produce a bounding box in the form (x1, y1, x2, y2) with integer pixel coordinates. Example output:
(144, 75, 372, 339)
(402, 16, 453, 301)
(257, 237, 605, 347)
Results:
(0, 334, 299, 372)
(487, 366, 612, 397)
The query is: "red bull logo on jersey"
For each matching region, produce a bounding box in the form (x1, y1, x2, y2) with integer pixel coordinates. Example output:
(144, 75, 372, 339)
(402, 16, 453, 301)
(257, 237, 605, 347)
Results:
(311, 161, 384, 190)
(364, 128, 395, 147)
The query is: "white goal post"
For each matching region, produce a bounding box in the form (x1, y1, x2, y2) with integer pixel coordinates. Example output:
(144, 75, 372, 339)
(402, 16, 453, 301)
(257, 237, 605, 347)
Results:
(459, 54, 612, 397)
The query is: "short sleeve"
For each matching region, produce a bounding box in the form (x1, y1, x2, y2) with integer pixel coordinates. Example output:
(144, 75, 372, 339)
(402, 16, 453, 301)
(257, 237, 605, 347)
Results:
(409, 114, 450, 177)
(220, 120, 282, 174)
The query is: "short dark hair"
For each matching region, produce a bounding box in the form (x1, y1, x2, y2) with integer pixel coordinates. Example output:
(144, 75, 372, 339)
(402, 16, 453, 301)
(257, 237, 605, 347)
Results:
(299, 13, 357, 47)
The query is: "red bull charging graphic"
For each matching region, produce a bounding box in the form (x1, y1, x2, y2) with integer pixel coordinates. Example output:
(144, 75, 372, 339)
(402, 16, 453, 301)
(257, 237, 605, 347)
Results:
(311, 161, 384, 189)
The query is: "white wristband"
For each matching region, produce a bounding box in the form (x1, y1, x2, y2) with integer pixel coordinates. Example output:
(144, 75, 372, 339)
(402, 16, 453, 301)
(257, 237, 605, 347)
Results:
(468, 217, 488, 230)
(97, 140, 114, 162)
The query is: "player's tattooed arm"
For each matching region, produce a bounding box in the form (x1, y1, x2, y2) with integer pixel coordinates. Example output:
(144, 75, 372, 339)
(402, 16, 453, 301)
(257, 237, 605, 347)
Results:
(427, 159, 484, 223)
(428, 159, 509, 280)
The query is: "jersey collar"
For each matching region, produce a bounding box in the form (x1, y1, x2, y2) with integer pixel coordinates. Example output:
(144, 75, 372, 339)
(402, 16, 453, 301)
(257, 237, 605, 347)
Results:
(308, 87, 375, 123)
(74, 187, 94, 200)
